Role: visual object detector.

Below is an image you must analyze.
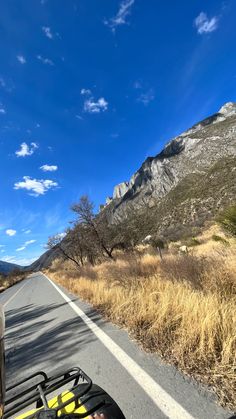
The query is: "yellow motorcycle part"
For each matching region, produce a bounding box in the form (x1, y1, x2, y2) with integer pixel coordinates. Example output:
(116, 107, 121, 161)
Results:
(15, 390, 87, 418)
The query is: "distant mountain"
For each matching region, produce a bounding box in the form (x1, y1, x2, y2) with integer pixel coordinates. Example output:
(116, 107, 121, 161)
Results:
(26, 247, 61, 272)
(0, 260, 22, 275)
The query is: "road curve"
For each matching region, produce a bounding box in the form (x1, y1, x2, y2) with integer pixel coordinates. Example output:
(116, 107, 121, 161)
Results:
(0, 272, 233, 419)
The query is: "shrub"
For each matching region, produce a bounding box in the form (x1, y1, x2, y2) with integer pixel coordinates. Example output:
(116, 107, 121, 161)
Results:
(217, 205, 236, 236)
(212, 234, 229, 245)
(159, 254, 209, 290)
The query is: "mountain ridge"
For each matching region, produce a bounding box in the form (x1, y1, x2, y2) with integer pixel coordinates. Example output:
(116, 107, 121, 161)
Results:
(9, 102, 236, 272)
(0, 260, 22, 275)
(103, 102, 236, 223)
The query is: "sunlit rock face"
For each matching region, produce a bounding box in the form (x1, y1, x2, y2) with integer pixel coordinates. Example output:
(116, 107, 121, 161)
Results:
(113, 182, 129, 199)
(107, 102, 236, 222)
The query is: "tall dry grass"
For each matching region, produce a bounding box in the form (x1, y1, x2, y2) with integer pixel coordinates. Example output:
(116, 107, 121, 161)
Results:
(0, 271, 27, 292)
(47, 242, 236, 409)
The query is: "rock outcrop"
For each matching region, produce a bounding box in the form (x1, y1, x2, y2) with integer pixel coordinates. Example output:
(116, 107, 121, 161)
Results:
(113, 182, 129, 199)
(106, 102, 236, 223)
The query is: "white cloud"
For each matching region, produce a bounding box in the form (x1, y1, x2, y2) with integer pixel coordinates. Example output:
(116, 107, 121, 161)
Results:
(36, 123, 40, 128)
(25, 239, 36, 245)
(16, 239, 36, 252)
(15, 142, 38, 157)
(81, 89, 108, 114)
(37, 55, 54, 66)
(2, 255, 36, 266)
(0, 107, 6, 114)
(84, 97, 108, 113)
(0, 245, 5, 248)
(17, 55, 26, 64)
(40, 164, 58, 172)
(194, 12, 219, 34)
(14, 176, 58, 197)
(22, 229, 31, 234)
(137, 88, 155, 106)
(16, 246, 26, 252)
(104, 0, 135, 32)
(76, 114, 83, 120)
(81, 88, 92, 96)
(6, 229, 16, 237)
(42, 26, 53, 39)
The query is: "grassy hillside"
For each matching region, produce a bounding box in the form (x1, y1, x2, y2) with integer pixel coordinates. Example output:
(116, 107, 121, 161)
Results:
(112, 157, 236, 242)
(46, 224, 236, 410)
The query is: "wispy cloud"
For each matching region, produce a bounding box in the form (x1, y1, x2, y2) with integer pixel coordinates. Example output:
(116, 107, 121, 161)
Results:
(0, 77, 14, 93)
(17, 55, 26, 64)
(16, 239, 36, 252)
(6, 229, 16, 237)
(22, 229, 31, 234)
(81, 88, 92, 95)
(81, 89, 108, 114)
(16, 246, 26, 252)
(37, 55, 54, 66)
(104, 0, 135, 32)
(0, 78, 6, 88)
(15, 142, 38, 157)
(0, 106, 6, 114)
(25, 239, 36, 245)
(194, 12, 219, 34)
(40, 164, 58, 172)
(137, 88, 155, 106)
(133, 80, 142, 89)
(42, 26, 53, 39)
(14, 176, 58, 197)
(2, 255, 36, 266)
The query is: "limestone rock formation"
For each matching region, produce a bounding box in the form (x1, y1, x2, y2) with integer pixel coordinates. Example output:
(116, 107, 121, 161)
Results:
(107, 102, 236, 222)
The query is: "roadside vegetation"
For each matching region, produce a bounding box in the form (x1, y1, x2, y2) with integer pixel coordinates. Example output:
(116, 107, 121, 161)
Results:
(46, 198, 236, 410)
(0, 269, 28, 293)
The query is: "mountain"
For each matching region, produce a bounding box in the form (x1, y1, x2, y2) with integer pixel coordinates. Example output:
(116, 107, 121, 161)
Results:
(0, 260, 22, 275)
(26, 247, 61, 272)
(29, 102, 236, 270)
(102, 102, 236, 238)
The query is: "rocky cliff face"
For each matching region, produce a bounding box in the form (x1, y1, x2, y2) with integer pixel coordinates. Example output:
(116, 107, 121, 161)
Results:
(106, 102, 236, 223)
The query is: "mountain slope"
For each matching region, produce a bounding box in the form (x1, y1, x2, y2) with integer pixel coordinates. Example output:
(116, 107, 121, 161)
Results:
(0, 260, 22, 275)
(30, 102, 236, 270)
(104, 102, 236, 232)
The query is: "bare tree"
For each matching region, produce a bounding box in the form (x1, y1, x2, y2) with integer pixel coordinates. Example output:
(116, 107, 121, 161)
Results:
(150, 236, 165, 260)
(47, 230, 82, 269)
(71, 195, 115, 259)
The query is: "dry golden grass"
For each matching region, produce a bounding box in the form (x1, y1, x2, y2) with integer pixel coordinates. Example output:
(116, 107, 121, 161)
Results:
(47, 228, 236, 410)
(0, 271, 27, 292)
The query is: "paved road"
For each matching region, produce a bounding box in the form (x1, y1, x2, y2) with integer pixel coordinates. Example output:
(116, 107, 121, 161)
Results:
(0, 272, 233, 419)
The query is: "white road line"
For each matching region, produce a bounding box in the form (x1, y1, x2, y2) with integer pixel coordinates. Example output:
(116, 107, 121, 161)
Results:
(43, 272, 195, 419)
(3, 281, 28, 308)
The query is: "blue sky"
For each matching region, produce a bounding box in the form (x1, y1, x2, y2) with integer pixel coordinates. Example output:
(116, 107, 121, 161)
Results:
(0, 0, 236, 266)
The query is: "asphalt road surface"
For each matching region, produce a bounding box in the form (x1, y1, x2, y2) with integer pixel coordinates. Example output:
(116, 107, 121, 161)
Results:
(0, 272, 234, 419)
